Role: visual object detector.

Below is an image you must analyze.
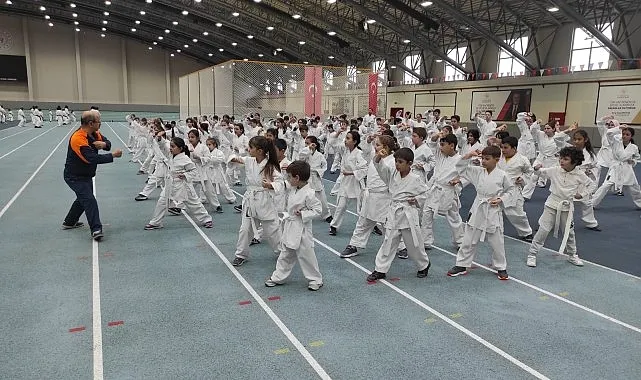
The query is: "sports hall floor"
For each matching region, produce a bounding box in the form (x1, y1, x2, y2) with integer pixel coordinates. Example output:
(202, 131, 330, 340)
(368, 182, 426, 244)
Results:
(0, 120, 640, 379)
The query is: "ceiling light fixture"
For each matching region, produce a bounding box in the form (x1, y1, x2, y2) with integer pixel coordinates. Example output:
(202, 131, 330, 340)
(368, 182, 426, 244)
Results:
(219, 48, 224, 52)
(203, 31, 209, 35)
(70, 3, 76, 7)
(75, 28, 80, 32)
(403, 39, 410, 43)
(135, 20, 141, 24)
(182, 10, 188, 15)
(267, 26, 274, 31)
(44, 15, 50, 19)
(104, 11, 109, 16)
(231, 42, 237, 46)
(72, 13, 78, 17)
(131, 28, 136, 32)
(232, 12, 240, 17)
(208, 53, 213, 56)
(146, 0, 152, 3)
(105, 1, 111, 5)
(258, 53, 264, 57)
(171, 53, 175, 57)
(328, 55, 334, 59)
(547, 6, 559, 12)
(172, 21, 178, 25)
(184, 44, 189, 48)
(192, 39, 198, 43)
(328, 0, 337, 3)
(74, 21, 79, 25)
(101, 27, 106, 31)
(101, 33, 105, 37)
(247, 35, 254, 39)
(366, 19, 376, 24)
(276, 48, 282, 51)
(153, 42, 157, 45)
(177, 49, 181, 52)
(164, 29, 170, 33)
(298, 41, 305, 45)
(48, 22, 53, 26)
(216, 22, 222, 27)
(292, 14, 301, 19)
(102, 20, 107, 24)
(140, 11, 146, 15)
(420, 1, 433, 6)
(158, 36, 163, 40)
(327, 31, 336, 36)
(39, 6, 46, 11)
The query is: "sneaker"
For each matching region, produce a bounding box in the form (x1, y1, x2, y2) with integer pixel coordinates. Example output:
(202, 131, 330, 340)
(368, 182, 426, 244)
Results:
(92, 230, 104, 241)
(586, 225, 601, 231)
(447, 266, 467, 277)
(265, 277, 283, 287)
(526, 254, 537, 267)
(232, 257, 247, 266)
(497, 270, 509, 280)
(62, 222, 84, 230)
(168, 207, 182, 216)
(417, 261, 431, 278)
(135, 194, 148, 201)
(203, 221, 213, 228)
(233, 205, 243, 213)
(144, 223, 163, 230)
(521, 234, 533, 243)
(373, 226, 383, 235)
(137, 170, 145, 175)
(396, 248, 408, 259)
(366, 271, 386, 282)
(234, 181, 242, 186)
(308, 282, 323, 291)
(324, 216, 333, 223)
(424, 244, 432, 250)
(249, 238, 261, 246)
(567, 255, 584, 266)
(340, 245, 358, 258)
(215, 206, 223, 213)
(329, 226, 337, 236)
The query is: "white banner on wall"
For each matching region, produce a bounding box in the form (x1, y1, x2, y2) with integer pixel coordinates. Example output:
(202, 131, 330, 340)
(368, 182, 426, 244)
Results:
(470, 89, 532, 121)
(596, 85, 641, 124)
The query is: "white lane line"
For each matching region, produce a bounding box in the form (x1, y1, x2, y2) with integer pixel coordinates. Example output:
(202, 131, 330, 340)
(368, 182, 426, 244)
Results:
(92, 177, 104, 380)
(104, 122, 133, 153)
(320, 177, 641, 280)
(312, 238, 549, 380)
(0, 126, 58, 160)
(0, 128, 31, 141)
(181, 212, 332, 380)
(322, 196, 641, 334)
(0, 127, 74, 220)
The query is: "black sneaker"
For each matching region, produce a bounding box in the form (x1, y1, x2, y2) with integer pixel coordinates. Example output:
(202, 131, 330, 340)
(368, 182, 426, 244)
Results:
(366, 271, 386, 282)
(373, 225, 383, 235)
(329, 226, 337, 236)
(62, 222, 84, 230)
(396, 248, 408, 259)
(325, 216, 333, 223)
(92, 230, 104, 241)
(215, 206, 223, 213)
(417, 261, 431, 278)
(497, 270, 509, 280)
(521, 234, 533, 242)
(233, 205, 243, 213)
(586, 225, 601, 231)
(168, 207, 182, 216)
(232, 257, 247, 266)
(447, 266, 468, 277)
(249, 238, 261, 246)
(340, 245, 358, 258)
(135, 194, 148, 201)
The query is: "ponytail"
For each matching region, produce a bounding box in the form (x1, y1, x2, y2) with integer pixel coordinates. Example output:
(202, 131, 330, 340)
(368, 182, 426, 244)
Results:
(248, 136, 280, 180)
(171, 137, 190, 157)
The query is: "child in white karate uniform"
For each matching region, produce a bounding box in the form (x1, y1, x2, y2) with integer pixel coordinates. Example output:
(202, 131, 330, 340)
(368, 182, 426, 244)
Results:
(498, 136, 534, 241)
(226, 123, 250, 186)
(188, 129, 222, 213)
(264, 161, 324, 291)
(527, 147, 593, 267)
(203, 137, 236, 205)
(298, 135, 332, 222)
(515, 112, 537, 161)
(410, 127, 435, 183)
(447, 146, 514, 280)
(144, 137, 213, 230)
(571, 130, 601, 230)
(366, 147, 431, 282)
(329, 130, 368, 236)
(229, 136, 284, 267)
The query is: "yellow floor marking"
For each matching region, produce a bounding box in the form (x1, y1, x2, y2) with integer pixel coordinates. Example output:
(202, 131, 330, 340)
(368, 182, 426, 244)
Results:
(558, 291, 570, 297)
(539, 295, 549, 300)
(450, 313, 463, 319)
(309, 341, 324, 347)
(274, 348, 290, 355)
(424, 317, 437, 324)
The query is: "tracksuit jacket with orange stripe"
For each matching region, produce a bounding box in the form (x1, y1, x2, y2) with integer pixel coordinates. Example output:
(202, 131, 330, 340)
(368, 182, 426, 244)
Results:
(64, 128, 113, 179)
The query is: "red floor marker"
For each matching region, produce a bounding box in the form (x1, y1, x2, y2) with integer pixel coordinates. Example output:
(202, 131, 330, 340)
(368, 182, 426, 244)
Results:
(389, 277, 400, 282)
(238, 300, 252, 306)
(107, 320, 124, 327)
(366, 281, 377, 285)
(69, 326, 86, 333)
(267, 296, 281, 301)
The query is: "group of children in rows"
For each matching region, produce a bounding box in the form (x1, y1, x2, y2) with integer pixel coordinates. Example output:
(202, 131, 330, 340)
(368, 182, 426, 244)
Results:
(0, 105, 76, 128)
(122, 108, 640, 290)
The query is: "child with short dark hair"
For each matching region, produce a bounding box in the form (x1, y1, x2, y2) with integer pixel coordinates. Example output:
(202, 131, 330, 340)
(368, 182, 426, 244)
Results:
(499, 136, 534, 241)
(264, 161, 324, 291)
(527, 147, 593, 267)
(447, 145, 514, 280)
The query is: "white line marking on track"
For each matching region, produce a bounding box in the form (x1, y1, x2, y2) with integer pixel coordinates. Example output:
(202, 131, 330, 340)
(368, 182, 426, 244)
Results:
(322, 196, 641, 334)
(0, 128, 31, 141)
(181, 212, 332, 380)
(0, 127, 74, 220)
(92, 178, 104, 380)
(0, 126, 58, 160)
(312, 238, 550, 380)
(320, 177, 641, 280)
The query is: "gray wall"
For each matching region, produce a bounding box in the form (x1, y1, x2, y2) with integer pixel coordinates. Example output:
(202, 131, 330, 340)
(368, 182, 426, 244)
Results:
(0, 15, 208, 106)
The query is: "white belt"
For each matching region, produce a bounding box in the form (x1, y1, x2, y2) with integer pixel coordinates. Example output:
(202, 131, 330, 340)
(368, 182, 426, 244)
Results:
(390, 201, 421, 247)
(553, 200, 574, 254)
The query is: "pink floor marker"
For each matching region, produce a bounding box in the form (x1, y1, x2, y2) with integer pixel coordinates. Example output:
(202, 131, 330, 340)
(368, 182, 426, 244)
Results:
(238, 300, 252, 306)
(69, 326, 86, 333)
(107, 320, 124, 327)
(267, 296, 281, 301)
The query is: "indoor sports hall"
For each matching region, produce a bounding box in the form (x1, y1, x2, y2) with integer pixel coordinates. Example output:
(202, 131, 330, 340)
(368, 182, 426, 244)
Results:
(0, 1, 640, 379)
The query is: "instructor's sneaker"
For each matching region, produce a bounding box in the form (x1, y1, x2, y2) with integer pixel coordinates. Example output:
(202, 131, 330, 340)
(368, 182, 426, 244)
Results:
(520, 234, 533, 242)
(92, 230, 104, 241)
(135, 194, 148, 201)
(396, 248, 408, 259)
(340, 245, 358, 258)
(526, 254, 537, 267)
(232, 257, 247, 267)
(447, 266, 467, 277)
(62, 222, 84, 230)
(366, 271, 386, 282)
(497, 270, 509, 280)
(567, 255, 584, 266)
(417, 261, 431, 278)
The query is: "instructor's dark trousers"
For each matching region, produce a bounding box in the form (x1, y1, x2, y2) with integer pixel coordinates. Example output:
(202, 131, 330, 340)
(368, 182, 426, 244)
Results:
(64, 176, 102, 233)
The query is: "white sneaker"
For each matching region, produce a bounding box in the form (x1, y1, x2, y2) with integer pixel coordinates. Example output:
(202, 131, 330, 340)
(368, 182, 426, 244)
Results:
(567, 255, 584, 266)
(308, 282, 323, 291)
(526, 254, 537, 267)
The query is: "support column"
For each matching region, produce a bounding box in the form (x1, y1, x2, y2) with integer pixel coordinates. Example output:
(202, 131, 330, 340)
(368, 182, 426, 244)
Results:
(74, 31, 83, 102)
(121, 39, 129, 103)
(22, 18, 34, 101)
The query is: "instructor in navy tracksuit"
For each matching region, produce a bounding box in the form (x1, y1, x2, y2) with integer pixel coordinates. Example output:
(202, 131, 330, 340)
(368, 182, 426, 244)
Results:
(62, 110, 122, 241)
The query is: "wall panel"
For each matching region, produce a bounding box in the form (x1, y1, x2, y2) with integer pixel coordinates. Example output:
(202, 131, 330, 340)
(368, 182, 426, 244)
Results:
(79, 32, 123, 103)
(179, 76, 189, 121)
(198, 68, 214, 115)
(126, 40, 167, 104)
(188, 72, 200, 116)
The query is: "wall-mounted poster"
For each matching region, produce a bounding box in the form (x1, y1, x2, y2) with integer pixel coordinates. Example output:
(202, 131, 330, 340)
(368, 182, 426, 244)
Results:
(470, 89, 532, 121)
(596, 85, 641, 125)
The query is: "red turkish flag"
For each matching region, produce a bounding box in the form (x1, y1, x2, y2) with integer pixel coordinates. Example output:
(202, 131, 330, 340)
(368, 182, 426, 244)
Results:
(368, 73, 378, 114)
(304, 66, 322, 116)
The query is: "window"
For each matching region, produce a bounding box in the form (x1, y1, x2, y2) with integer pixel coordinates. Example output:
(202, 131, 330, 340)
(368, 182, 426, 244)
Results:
(570, 24, 613, 71)
(498, 36, 528, 76)
(372, 59, 386, 86)
(346, 65, 357, 88)
(445, 47, 466, 81)
(403, 54, 421, 85)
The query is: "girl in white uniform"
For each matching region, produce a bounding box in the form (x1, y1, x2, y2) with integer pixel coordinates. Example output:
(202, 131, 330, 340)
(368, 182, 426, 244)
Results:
(135, 125, 170, 201)
(144, 137, 213, 230)
(410, 127, 435, 183)
(187, 129, 221, 213)
(571, 130, 601, 230)
(498, 136, 534, 241)
(298, 136, 332, 222)
(33, 107, 43, 128)
(17, 108, 25, 127)
(203, 137, 236, 205)
(516, 112, 537, 161)
(56, 106, 64, 127)
(592, 125, 641, 209)
(595, 115, 615, 187)
(225, 123, 250, 186)
(229, 136, 283, 267)
(264, 161, 324, 291)
(329, 130, 368, 236)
